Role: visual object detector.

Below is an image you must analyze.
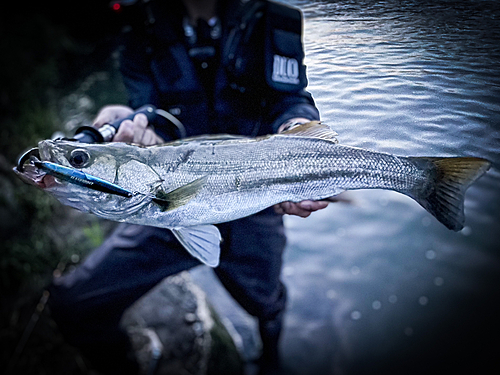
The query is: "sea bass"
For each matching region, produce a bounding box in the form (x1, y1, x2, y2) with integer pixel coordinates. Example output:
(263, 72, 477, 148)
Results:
(15, 122, 490, 266)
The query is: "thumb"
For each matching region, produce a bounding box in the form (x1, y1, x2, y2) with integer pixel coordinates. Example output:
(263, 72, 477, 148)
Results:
(93, 105, 134, 128)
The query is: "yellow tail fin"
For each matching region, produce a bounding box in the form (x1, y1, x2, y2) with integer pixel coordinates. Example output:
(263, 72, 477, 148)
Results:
(409, 157, 490, 231)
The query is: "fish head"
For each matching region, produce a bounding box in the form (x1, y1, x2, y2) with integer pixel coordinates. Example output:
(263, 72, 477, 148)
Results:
(39, 139, 118, 180)
(15, 139, 163, 220)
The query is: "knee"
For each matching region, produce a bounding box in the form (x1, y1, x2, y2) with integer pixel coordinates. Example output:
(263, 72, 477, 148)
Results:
(47, 277, 84, 328)
(47, 277, 122, 348)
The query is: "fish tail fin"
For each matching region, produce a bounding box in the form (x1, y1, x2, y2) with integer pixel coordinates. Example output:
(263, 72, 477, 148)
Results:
(408, 157, 490, 231)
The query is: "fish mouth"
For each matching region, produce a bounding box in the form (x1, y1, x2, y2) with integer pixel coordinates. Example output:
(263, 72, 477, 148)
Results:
(14, 147, 60, 189)
(13, 163, 59, 190)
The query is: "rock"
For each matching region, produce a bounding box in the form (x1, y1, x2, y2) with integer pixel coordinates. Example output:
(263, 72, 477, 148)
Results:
(120, 272, 244, 375)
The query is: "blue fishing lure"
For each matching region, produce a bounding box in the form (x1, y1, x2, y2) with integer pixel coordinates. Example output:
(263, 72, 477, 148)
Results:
(33, 160, 134, 198)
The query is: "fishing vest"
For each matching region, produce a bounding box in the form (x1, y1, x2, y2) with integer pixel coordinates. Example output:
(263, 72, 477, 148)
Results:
(224, 0, 307, 93)
(118, 0, 308, 137)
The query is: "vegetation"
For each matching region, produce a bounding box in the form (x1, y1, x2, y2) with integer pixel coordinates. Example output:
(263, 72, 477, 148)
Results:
(0, 4, 127, 373)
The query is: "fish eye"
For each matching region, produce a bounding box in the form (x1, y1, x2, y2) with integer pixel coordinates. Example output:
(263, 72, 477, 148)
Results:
(69, 149, 90, 168)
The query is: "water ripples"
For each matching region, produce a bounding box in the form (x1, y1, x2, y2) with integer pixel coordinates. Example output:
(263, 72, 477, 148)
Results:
(302, 0, 500, 160)
(281, 1, 500, 373)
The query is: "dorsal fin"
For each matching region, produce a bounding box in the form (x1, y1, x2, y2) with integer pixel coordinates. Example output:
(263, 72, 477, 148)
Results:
(280, 121, 339, 143)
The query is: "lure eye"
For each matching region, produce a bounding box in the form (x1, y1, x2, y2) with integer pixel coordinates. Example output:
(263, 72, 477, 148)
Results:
(69, 149, 90, 168)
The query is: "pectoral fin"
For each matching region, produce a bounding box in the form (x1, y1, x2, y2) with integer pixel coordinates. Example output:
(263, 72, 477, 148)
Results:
(153, 176, 207, 211)
(171, 225, 222, 267)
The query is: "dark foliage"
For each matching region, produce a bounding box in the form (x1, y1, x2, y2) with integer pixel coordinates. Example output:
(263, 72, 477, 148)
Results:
(1, 3, 125, 374)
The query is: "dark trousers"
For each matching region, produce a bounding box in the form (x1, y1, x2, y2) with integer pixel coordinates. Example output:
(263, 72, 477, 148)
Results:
(48, 208, 287, 374)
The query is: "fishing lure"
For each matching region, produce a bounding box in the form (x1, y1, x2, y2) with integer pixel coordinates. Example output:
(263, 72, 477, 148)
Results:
(33, 159, 134, 198)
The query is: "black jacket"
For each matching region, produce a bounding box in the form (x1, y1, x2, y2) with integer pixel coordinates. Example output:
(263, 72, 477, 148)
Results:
(118, 0, 320, 140)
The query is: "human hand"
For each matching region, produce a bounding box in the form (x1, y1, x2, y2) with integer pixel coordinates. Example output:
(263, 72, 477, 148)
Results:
(274, 200, 329, 218)
(93, 105, 164, 145)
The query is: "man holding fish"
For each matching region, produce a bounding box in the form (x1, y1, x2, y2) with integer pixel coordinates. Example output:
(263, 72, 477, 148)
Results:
(47, 0, 326, 374)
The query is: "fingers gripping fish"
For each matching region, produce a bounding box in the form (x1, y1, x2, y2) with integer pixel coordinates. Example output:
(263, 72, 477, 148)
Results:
(14, 122, 491, 267)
